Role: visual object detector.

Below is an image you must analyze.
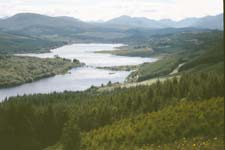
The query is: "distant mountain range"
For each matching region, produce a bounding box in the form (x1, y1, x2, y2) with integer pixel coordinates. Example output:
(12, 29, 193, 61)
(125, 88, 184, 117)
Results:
(0, 13, 223, 45)
(0, 13, 222, 54)
(102, 15, 168, 29)
(100, 14, 223, 30)
(0, 13, 92, 30)
(0, 13, 223, 32)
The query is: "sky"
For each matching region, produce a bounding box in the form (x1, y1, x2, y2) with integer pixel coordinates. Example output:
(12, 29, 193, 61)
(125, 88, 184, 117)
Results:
(0, 0, 223, 21)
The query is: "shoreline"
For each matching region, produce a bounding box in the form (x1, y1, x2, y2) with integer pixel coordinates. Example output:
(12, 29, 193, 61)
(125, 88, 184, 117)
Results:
(0, 56, 84, 89)
(0, 65, 81, 90)
(0, 43, 153, 100)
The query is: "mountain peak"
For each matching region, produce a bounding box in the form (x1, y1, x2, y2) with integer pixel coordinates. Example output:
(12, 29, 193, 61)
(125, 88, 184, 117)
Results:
(117, 15, 131, 19)
(12, 13, 48, 18)
(0, 12, 91, 31)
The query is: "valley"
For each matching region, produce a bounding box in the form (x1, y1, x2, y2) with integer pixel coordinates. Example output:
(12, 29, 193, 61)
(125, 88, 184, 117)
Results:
(0, 43, 155, 101)
(0, 12, 224, 150)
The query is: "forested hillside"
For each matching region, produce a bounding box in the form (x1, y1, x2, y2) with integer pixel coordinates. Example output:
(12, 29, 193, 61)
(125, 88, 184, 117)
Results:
(0, 13, 224, 150)
(0, 73, 224, 150)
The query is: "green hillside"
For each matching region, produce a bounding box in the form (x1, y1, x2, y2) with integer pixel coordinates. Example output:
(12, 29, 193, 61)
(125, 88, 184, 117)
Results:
(0, 73, 223, 150)
(0, 31, 65, 54)
(83, 98, 224, 150)
(0, 56, 82, 87)
(125, 31, 224, 82)
(0, 14, 224, 150)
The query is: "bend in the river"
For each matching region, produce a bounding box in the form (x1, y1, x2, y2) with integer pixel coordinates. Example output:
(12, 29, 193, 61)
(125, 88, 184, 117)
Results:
(0, 43, 157, 101)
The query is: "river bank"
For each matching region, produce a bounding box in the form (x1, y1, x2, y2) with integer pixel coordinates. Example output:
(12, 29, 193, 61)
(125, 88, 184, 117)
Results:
(0, 56, 83, 88)
(0, 43, 155, 101)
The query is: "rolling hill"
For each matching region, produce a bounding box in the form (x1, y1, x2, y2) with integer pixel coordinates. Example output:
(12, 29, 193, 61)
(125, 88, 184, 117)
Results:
(0, 30, 65, 54)
(0, 13, 93, 31)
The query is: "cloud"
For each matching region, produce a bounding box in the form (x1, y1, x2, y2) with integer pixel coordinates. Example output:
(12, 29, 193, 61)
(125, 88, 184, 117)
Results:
(0, 0, 223, 21)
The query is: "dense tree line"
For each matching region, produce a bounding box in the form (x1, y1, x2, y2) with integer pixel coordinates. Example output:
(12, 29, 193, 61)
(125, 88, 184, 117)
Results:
(0, 72, 223, 150)
(0, 104, 69, 150)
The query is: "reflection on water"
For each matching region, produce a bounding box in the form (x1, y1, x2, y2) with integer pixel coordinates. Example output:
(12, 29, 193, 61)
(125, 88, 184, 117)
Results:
(0, 44, 157, 101)
(0, 67, 130, 100)
(18, 44, 155, 67)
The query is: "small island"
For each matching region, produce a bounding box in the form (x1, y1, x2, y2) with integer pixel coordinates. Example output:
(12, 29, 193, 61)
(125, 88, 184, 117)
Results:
(97, 65, 139, 71)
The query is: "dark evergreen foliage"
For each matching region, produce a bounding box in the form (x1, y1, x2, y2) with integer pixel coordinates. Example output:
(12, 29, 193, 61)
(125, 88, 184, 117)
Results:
(61, 123, 81, 150)
(0, 73, 223, 150)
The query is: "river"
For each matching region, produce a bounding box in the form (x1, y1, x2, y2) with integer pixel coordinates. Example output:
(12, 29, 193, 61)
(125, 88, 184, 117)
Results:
(0, 43, 157, 101)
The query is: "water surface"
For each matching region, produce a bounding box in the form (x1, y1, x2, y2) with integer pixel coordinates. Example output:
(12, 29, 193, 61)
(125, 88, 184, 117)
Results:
(19, 44, 152, 67)
(0, 44, 157, 101)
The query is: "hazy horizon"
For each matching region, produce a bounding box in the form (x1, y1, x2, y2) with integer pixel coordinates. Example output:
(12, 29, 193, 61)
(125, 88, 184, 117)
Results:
(0, 0, 223, 21)
(0, 12, 223, 23)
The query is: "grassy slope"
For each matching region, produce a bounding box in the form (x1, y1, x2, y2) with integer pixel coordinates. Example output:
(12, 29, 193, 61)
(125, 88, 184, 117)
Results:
(127, 56, 181, 82)
(179, 35, 224, 74)
(97, 75, 178, 92)
(0, 56, 81, 88)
